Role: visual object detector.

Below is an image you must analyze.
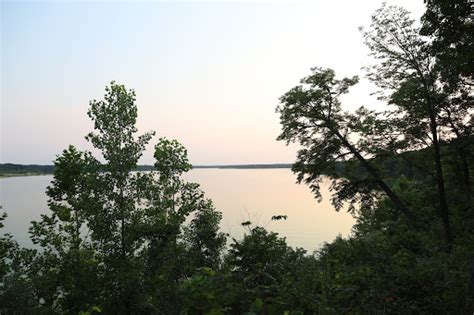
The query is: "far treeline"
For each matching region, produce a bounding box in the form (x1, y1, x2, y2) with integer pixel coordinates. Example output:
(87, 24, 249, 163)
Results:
(1, 150, 457, 180)
(1, 1, 473, 314)
(0, 163, 293, 177)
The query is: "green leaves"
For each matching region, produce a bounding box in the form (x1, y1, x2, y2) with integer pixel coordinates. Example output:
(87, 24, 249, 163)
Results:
(154, 137, 192, 179)
(421, 0, 474, 90)
(277, 67, 385, 214)
(360, 4, 430, 94)
(86, 81, 155, 176)
(1, 1, 471, 312)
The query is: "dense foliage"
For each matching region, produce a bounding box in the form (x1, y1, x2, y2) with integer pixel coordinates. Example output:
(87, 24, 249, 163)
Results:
(1, 1, 473, 313)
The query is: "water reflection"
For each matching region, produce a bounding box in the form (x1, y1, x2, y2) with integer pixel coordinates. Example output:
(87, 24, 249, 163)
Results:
(0, 169, 355, 252)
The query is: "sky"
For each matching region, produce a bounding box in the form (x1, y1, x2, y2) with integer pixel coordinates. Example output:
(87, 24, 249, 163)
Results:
(1, 0, 426, 165)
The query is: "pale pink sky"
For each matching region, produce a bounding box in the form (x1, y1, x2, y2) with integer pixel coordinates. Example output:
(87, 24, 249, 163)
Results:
(1, 0, 425, 165)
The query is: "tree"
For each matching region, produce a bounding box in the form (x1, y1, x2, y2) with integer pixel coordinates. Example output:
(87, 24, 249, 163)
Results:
(359, 3, 473, 247)
(0, 211, 13, 282)
(421, 0, 474, 90)
(421, 0, 473, 204)
(24, 82, 226, 313)
(225, 226, 309, 313)
(276, 67, 415, 222)
(139, 138, 226, 313)
(26, 83, 154, 313)
(0, 209, 41, 313)
(28, 146, 101, 313)
(80, 82, 155, 313)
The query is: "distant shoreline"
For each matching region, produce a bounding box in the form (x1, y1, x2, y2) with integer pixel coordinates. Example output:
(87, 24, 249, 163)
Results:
(193, 164, 292, 169)
(0, 163, 293, 178)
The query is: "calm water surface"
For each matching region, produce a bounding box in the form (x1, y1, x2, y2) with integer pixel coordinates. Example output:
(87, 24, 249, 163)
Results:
(0, 169, 355, 252)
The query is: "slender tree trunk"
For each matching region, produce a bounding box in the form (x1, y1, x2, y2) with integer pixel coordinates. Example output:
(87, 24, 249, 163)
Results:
(469, 257, 474, 313)
(118, 184, 129, 314)
(417, 70, 452, 249)
(445, 109, 471, 209)
(461, 148, 471, 195)
(332, 129, 416, 222)
(458, 140, 471, 209)
(120, 189, 126, 258)
(429, 112, 452, 250)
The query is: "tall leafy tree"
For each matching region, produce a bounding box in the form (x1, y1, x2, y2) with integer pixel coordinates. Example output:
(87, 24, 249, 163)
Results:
(421, 0, 473, 203)
(276, 67, 415, 221)
(359, 3, 472, 247)
(83, 82, 155, 312)
(24, 82, 227, 313)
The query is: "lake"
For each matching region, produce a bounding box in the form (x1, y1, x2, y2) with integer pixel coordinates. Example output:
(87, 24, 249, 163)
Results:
(0, 169, 355, 252)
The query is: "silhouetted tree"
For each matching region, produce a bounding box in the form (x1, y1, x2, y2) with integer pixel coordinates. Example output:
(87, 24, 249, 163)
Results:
(277, 67, 415, 221)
